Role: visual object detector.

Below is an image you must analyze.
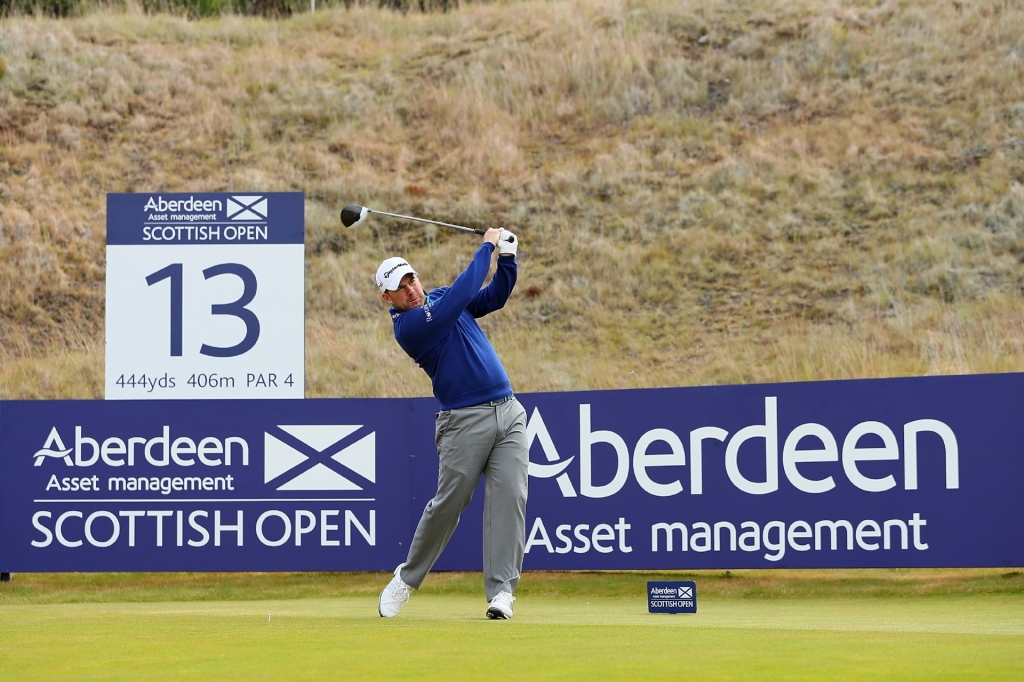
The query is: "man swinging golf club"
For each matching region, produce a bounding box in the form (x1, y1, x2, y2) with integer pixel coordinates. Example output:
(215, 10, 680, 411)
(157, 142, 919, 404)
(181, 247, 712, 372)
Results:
(376, 226, 527, 620)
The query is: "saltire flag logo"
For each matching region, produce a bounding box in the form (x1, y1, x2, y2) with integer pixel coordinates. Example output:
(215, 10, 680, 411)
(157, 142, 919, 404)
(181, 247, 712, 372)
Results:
(226, 195, 269, 221)
(264, 425, 375, 491)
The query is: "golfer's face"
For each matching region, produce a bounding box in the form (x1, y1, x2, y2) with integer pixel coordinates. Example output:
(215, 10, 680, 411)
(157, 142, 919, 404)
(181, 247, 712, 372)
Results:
(385, 273, 425, 311)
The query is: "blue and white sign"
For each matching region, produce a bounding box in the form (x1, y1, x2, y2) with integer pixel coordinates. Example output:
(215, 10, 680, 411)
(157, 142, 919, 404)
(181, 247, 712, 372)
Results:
(513, 374, 1023, 570)
(1, 373, 1023, 572)
(105, 193, 304, 400)
(0, 399, 406, 571)
(648, 581, 697, 614)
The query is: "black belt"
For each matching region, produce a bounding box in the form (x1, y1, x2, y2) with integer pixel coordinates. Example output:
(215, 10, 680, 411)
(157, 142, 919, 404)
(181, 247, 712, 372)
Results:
(486, 395, 514, 406)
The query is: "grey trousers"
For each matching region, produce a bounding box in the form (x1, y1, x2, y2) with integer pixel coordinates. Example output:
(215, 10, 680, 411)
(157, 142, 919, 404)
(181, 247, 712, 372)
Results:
(400, 397, 529, 600)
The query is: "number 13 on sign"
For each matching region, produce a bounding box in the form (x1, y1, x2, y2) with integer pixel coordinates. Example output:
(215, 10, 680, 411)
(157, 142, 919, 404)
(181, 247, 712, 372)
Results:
(146, 261, 261, 358)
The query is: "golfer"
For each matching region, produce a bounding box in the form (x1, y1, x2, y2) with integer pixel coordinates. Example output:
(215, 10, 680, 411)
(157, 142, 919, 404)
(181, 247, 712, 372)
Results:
(376, 227, 528, 620)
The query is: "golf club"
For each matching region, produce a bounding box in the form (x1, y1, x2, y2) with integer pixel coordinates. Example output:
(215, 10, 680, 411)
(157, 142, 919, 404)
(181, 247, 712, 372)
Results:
(340, 204, 515, 243)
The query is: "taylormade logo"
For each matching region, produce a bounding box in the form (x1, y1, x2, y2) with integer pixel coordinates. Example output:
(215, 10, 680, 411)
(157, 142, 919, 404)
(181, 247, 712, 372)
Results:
(527, 398, 960, 499)
(384, 262, 410, 278)
(32, 426, 249, 468)
(264, 425, 375, 492)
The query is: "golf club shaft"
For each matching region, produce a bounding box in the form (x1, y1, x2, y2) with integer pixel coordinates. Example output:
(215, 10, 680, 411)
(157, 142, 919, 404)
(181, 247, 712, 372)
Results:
(369, 209, 485, 235)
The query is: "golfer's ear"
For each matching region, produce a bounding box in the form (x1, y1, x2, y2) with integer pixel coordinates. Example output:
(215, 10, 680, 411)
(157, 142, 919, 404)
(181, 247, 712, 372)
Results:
(382, 292, 392, 305)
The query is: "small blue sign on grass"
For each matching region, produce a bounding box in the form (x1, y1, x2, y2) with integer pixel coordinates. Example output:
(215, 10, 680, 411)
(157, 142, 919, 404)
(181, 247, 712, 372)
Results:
(648, 581, 697, 614)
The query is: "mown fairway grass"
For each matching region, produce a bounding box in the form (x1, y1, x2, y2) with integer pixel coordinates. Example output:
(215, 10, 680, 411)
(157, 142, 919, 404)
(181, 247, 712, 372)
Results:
(2, 595, 1023, 680)
(2, 570, 1023, 680)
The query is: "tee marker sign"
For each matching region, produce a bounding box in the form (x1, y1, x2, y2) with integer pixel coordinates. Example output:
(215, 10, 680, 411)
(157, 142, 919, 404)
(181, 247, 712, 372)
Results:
(647, 581, 697, 614)
(105, 192, 304, 400)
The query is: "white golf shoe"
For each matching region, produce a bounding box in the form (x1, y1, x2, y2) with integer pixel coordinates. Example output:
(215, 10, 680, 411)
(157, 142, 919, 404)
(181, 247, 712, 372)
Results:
(378, 565, 413, 618)
(486, 591, 515, 620)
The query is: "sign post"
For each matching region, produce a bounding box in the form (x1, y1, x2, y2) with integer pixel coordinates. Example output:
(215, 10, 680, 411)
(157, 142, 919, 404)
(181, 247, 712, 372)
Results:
(105, 193, 304, 400)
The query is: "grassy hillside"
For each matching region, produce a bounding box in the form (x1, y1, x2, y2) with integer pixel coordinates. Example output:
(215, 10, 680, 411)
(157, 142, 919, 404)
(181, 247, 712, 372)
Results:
(1, 0, 1023, 399)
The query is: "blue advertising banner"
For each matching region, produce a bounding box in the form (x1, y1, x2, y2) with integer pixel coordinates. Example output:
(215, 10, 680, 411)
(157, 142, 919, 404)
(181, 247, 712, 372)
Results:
(1, 373, 1022, 572)
(0, 399, 422, 572)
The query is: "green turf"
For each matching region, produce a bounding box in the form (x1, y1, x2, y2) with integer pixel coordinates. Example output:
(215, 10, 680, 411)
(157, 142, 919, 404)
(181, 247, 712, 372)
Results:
(3, 568, 1023, 604)
(0, 571, 1021, 681)
(2, 571, 1023, 680)
(2, 594, 1023, 681)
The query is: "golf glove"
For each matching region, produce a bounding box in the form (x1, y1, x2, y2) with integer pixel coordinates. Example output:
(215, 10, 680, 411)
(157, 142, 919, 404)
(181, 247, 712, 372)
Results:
(498, 229, 518, 256)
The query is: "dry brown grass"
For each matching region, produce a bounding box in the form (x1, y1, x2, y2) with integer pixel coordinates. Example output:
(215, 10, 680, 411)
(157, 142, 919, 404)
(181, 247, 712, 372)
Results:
(1, 0, 1024, 398)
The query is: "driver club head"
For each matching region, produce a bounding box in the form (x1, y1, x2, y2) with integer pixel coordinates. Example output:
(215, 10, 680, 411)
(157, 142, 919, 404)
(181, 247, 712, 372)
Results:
(340, 204, 370, 228)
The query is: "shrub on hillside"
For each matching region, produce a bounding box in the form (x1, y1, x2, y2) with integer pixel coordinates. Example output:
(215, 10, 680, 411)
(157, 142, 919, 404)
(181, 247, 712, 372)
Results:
(0, 0, 79, 17)
(141, 0, 324, 17)
(139, 0, 298, 18)
(0, 0, 469, 17)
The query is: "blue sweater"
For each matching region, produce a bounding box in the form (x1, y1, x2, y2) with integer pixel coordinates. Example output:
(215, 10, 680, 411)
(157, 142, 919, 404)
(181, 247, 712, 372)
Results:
(390, 243, 516, 410)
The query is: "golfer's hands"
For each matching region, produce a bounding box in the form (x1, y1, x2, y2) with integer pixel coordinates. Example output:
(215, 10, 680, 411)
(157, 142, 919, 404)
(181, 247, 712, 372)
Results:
(483, 228, 502, 248)
(498, 229, 518, 257)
